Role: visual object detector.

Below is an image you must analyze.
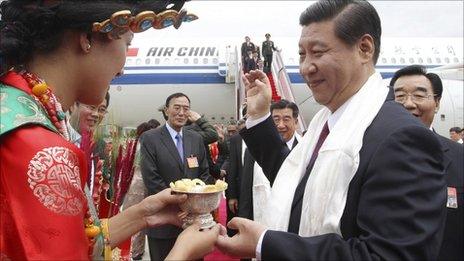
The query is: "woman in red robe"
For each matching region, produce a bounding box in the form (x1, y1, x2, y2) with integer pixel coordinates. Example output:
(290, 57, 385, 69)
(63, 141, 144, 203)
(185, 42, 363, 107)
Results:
(0, 1, 218, 260)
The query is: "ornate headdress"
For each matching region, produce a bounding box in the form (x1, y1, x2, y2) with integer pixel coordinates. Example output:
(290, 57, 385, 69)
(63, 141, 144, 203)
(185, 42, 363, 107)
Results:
(92, 9, 198, 40)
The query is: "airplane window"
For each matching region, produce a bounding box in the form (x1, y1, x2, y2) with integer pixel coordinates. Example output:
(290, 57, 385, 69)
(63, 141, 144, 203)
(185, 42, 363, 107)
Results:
(174, 58, 180, 64)
(184, 58, 189, 64)
(136, 58, 142, 65)
(400, 58, 405, 64)
(418, 58, 424, 64)
(391, 58, 397, 64)
(213, 58, 219, 64)
(427, 58, 432, 64)
(164, 58, 170, 64)
(155, 58, 160, 64)
(454, 57, 459, 63)
(436, 57, 441, 63)
(444, 57, 450, 63)
(203, 58, 208, 64)
(409, 58, 414, 63)
(145, 58, 150, 65)
(381, 58, 387, 64)
(126, 59, 133, 65)
(193, 58, 199, 64)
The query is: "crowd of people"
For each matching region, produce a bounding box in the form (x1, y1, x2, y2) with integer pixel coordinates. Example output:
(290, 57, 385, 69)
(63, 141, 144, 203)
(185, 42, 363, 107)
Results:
(0, 0, 462, 261)
(241, 34, 279, 73)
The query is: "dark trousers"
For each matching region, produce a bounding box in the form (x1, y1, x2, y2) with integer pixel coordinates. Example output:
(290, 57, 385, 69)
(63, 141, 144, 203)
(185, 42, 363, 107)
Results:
(263, 54, 273, 73)
(226, 200, 238, 237)
(148, 237, 176, 261)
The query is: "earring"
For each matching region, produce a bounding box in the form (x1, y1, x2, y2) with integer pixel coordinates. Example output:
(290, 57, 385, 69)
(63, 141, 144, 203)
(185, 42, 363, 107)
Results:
(86, 44, 91, 51)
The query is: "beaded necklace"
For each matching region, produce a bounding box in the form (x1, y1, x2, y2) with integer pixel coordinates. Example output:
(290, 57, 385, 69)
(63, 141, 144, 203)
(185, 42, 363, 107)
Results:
(20, 71, 110, 258)
(20, 71, 70, 140)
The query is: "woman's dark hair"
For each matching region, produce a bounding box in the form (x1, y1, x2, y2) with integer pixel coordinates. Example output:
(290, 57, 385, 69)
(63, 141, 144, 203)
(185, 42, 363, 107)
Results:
(299, 0, 381, 64)
(136, 119, 160, 137)
(147, 118, 160, 128)
(0, 0, 185, 74)
(389, 65, 443, 98)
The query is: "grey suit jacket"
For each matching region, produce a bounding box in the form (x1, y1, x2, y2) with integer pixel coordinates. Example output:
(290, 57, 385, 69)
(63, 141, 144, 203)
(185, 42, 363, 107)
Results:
(140, 125, 213, 239)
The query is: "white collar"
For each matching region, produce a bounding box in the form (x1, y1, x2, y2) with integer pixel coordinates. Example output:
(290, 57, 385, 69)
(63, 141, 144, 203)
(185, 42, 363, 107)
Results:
(327, 94, 356, 131)
(286, 134, 296, 150)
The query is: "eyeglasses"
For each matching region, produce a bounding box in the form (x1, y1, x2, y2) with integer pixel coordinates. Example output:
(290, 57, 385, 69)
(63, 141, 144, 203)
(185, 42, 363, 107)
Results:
(82, 104, 108, 115)
(393, 91, 437, 104)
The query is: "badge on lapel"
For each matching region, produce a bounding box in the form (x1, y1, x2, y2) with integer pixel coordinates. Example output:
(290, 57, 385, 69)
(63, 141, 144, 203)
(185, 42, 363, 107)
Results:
(187, 155, 199, 169)
(447, 187, 458, 209)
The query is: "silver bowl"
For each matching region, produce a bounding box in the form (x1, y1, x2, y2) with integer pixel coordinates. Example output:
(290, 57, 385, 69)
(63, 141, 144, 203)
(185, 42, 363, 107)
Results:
(176, 190, 224, 229)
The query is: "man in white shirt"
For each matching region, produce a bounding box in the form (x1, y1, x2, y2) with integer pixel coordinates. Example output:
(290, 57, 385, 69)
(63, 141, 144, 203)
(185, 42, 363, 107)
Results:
(215, 1, 445, 260)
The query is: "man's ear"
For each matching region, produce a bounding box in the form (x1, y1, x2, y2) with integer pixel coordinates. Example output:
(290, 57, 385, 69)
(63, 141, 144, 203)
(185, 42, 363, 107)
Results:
(358, 34, 375, 63)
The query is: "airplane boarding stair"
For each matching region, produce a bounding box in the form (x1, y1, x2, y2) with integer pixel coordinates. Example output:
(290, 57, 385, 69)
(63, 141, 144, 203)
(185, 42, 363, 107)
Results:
(270, 50, 307, 132)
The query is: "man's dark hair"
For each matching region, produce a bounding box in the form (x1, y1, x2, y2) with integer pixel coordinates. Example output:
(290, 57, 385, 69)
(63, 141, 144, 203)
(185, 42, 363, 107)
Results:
(271, 99, 299, 119)
(450, 127, 462, 133)
(165, 92, 190, 107)
(299, 0, 382, 64)
(389, 65, 443, 98)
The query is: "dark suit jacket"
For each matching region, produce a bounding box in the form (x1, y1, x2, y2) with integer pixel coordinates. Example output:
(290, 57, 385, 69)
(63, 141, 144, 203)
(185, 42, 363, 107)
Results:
(140, 125, 213, 239)
(228, 133, 299, 220)
(436, 134, 463, 261)
(225, 133, 257, 220)
(225, 134, 243, 201)
(241, 42, 256, 58)
(240, 91, 446, 260)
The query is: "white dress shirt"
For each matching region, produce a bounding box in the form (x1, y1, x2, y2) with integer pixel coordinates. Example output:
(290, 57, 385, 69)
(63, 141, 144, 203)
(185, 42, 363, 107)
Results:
(248, 96, 356, 260)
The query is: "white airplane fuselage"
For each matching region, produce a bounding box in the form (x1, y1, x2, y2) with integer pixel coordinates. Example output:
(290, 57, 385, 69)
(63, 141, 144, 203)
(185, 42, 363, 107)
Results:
(107, 37, 463, 137)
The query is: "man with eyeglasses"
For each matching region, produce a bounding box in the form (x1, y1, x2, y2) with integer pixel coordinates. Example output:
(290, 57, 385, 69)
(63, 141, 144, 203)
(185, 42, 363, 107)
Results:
(68, 92, 110, 145)
(139, 92, 213, 260)
(390, 64, 463, 261)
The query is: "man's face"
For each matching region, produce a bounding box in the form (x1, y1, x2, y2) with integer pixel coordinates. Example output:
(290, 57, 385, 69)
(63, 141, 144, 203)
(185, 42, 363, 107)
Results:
(245, 37, 250, 43)
(298, 20, 363, 112)
(96, 99, 108, 125)
(450, 131, 462, 142)
(71, 103, 99, 132)
(227, 125, 238, 137)
(393, 75, 438, 128)
(165, 96, 190, 131)
(272, 108, 298, 142)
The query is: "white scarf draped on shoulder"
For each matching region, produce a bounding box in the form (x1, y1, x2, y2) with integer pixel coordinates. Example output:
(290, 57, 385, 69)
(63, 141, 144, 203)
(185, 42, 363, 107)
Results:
(255, 72, 388, 237)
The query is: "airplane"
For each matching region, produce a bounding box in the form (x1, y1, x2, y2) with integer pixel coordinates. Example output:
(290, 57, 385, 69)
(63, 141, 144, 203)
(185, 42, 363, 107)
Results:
(105, 37, 463, 138)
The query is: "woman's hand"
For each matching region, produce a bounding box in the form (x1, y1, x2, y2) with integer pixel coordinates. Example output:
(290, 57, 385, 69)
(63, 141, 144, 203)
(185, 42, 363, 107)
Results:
(140, 188, 187, 228)
(166, 223, 220, 260)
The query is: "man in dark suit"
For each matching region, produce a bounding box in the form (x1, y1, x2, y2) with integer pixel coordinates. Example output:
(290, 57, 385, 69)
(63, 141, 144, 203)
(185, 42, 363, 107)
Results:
(241, 36, 256, 71)
(140, 93, 213, 261)
(261, 33, 277, 73)
(228, 99, 301, 223)
(390, 65, 463, 261)
(216, 1, 446, 260)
